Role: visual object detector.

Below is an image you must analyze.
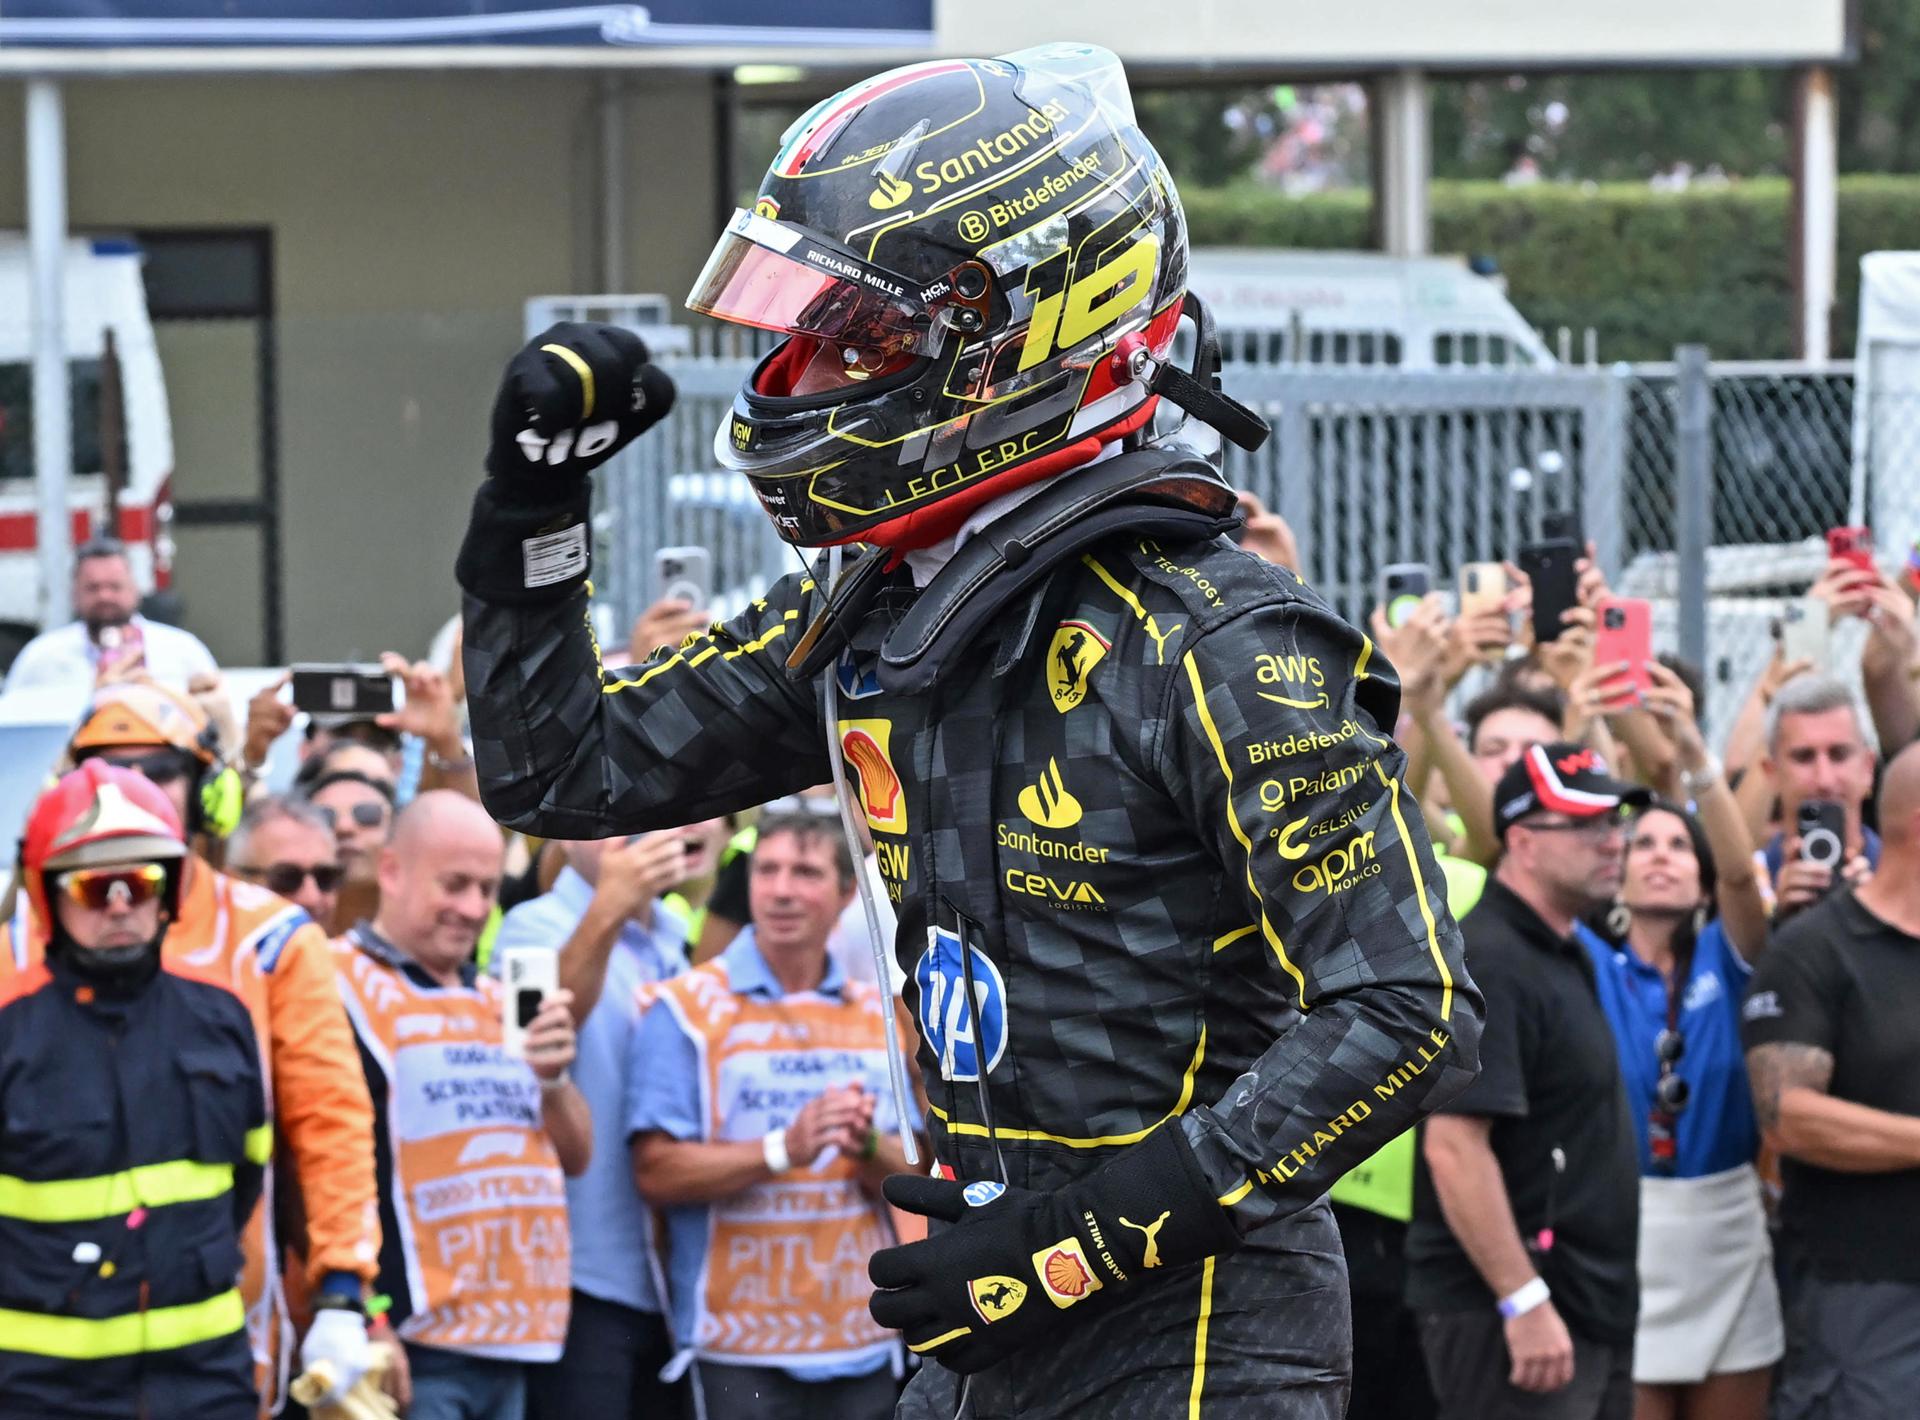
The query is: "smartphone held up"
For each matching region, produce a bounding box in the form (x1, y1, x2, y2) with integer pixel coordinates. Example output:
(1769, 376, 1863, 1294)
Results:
(1593, 598, 1654, 704)
(654, 546, 714, 609)
(290, 663, 397, 720)
(500, 947, 559, 1059)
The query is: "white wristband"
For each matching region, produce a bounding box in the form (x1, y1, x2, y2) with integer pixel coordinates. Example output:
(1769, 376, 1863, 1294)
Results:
(538, 1068, 571, 1094)
(762, 1127, 791, 1176)
(1498, 1276, 1552, 1320)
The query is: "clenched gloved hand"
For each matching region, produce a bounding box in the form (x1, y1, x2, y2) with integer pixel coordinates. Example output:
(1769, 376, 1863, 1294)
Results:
(868, 1125, 1240, 1374)
(457, 322, 676, 604)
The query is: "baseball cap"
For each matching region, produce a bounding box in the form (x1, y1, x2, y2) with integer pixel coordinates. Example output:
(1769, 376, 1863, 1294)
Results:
(1493, 741, 1652, 840)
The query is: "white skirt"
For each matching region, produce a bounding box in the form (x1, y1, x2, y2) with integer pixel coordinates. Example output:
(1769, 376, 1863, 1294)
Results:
(1634, 1164, 1785, 1384)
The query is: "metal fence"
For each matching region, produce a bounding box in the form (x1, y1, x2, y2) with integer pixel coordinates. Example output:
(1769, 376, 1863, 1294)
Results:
(583, 329, 1915, 748)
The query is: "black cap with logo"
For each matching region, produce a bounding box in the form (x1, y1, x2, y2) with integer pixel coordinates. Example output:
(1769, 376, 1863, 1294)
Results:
(1493, 741, 1652, 840)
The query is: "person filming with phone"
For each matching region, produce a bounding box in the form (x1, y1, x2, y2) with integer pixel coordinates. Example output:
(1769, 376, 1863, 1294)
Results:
(331, 790, 590, 1420)
(3, 537, 218, 694)
(1759, 677, 1879, 917)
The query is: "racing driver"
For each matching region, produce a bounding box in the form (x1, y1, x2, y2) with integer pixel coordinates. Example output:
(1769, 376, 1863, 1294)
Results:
(456, 44, 1481, 1419)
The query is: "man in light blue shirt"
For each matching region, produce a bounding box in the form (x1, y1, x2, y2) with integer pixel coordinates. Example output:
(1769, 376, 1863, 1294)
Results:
(494, 826, 719, 1420)
(628, 816, 918, 1420)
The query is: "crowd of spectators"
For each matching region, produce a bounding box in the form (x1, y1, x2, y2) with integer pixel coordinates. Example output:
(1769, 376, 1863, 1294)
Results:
(2, 515, 1918, 1420)
(1280, 513, 1920, 1420)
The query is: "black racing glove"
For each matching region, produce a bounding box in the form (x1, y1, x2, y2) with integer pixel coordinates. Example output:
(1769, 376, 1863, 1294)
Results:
(868, 1125, 1240, 1374)
(457, 322, 676, 605)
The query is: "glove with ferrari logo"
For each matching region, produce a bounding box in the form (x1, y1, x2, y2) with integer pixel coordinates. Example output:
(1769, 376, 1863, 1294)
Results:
(868, 1125, 1239, 1374)
(457, 322, 676, 605)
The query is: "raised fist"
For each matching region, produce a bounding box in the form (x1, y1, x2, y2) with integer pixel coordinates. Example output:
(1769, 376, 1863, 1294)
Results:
(486, 322, 676, 493)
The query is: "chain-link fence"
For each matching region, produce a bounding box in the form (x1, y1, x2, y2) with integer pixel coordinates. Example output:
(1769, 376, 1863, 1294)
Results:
(587, 332, 1920, 748)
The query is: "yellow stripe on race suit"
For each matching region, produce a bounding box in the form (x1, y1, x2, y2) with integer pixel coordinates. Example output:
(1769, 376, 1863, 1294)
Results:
(1370, 763, 1454, 1021)
(1211, 925, 1258, 953)
(1180, 653, 1309, 1008)
(245, 1123, 272, 1165)
(0, 1156, 251, 1225)
(0, 1287, 245, 1359)
(539, 342, 596, 419)
(929, 1031, 1205, 1148)
(1188, 1256, 1217, 1417)
(908, 1325, 972, 1354)
(1082, 555, 1184, 665)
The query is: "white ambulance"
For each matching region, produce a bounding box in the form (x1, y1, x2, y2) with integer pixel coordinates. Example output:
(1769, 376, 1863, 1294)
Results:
(0, 236, 174, 662)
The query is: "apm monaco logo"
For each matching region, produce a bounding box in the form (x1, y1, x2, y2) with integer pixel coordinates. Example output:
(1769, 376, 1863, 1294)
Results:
(839, 718, 906, 834)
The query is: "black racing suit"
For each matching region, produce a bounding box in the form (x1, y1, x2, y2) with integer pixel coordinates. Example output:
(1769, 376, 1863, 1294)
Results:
(463, 520, 1482, 1418)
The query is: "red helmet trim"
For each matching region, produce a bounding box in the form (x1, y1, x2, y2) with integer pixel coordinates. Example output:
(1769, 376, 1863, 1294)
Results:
(857, 395, 1160, 557)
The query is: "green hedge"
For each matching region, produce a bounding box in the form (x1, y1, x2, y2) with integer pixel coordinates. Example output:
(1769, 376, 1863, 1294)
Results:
(1182, 176, 1920, 360)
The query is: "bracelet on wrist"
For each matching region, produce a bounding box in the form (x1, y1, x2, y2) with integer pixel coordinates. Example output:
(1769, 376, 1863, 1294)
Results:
(763, 1127, 792, 1176)
(1682, 753, 1724, 800)
(538, 1067, 571, 1093)
(312, 1291, 368, 1319)
(427, 743, 474, 772)
(1498, 1276, 1552, 1320)
(858, 1128, 879, 1162)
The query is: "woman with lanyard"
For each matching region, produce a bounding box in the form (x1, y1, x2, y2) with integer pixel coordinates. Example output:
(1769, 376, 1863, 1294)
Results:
(1575, 659, 1782, 1420)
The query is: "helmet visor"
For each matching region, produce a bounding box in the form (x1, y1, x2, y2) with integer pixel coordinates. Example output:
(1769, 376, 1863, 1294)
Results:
(687, 210, 939, 356)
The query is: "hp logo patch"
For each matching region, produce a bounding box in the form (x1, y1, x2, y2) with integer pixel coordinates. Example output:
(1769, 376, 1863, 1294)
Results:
(963, 1181, 1007, 1208)
(914, 927, 1009, 1083)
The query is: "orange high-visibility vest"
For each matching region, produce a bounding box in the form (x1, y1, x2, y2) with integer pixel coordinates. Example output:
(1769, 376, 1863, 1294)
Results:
(648, 959, 899, 1371)
(333, 931, 570, 1360)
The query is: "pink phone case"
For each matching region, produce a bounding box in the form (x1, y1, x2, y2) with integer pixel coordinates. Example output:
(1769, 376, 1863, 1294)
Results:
(1593, 598, 1653, 702)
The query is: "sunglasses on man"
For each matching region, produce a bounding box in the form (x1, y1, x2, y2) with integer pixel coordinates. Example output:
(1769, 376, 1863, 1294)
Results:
(57, 864, 169, 911)
(314, 802, 388, 831)
(98, 751, 196, 787)
(235, 862, 345, 896)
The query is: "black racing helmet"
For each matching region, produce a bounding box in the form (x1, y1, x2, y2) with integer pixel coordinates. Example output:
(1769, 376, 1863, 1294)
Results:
(686, 44, 1188, 551)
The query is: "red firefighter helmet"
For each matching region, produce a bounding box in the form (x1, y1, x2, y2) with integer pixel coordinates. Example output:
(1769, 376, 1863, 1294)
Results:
(20, 759, 188, 940)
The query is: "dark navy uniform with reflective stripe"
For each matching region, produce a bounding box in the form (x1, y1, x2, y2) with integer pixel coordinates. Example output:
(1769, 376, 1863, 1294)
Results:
(465, 527, 1482, 1418)
(0, 953, 268, 1420)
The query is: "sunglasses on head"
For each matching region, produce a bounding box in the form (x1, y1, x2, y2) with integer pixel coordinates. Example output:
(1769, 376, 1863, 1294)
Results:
(240, 862, 344, 896)
(57, 864, 168, 911)
(315, 802, 388, 831)
(98, 751, 194, 786)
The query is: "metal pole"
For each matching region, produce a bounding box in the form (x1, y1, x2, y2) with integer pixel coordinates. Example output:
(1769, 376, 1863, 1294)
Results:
(1676, 345, 1712, 674)
(1375, 69, 1431, 258)
(601, 73, 625, 292)
(27, 77, 72, 630)
(1789, 67, 1839, 362)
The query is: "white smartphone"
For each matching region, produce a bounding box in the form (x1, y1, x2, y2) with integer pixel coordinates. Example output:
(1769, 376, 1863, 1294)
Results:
(499, 947, 559, 1059)
(654, 546, 713, 608)
(1779, 596, 1829, 667)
